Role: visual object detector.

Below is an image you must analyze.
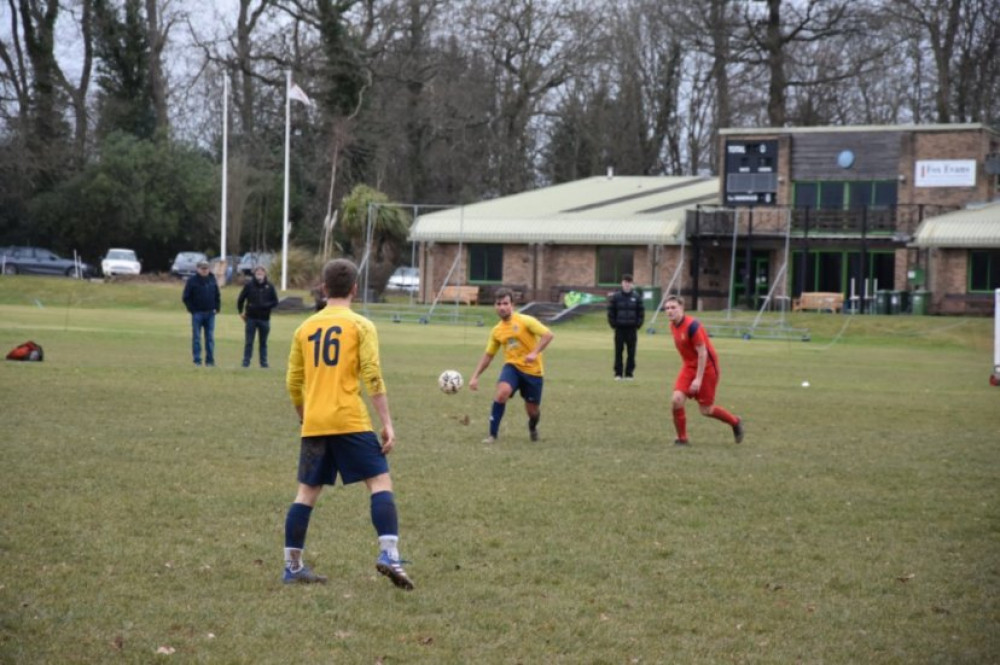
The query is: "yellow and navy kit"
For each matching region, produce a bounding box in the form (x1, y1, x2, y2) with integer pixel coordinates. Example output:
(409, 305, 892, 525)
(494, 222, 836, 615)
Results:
(287, 305, 386, 436)
(485, 312, 550, 377)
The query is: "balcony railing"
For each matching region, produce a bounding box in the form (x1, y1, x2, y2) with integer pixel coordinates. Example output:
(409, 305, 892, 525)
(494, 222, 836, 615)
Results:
(686, 204, 958, 238)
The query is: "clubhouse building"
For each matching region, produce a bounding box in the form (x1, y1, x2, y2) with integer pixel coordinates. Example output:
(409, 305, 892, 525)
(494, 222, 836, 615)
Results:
(409, 123, 1000, 315)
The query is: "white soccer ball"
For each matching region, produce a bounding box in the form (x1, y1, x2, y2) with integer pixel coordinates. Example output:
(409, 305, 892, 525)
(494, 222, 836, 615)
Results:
(438, 369, 463, 394)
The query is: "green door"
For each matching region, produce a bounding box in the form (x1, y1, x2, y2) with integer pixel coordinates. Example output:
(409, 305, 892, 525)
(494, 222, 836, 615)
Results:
(732, 253, 770, 309)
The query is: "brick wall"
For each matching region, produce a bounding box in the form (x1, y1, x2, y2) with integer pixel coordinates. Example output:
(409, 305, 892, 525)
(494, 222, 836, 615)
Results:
(929, 248, 968, 314)
(421, 242, 680, 304)
(502, 245, 533, 289)
(910, 130, 995, 206)
(421, 243, 464, 303)
(542, 246, 598, 300)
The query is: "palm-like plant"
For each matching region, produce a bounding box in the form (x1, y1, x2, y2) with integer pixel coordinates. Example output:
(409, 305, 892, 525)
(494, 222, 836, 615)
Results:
(339, 184, 411, 295)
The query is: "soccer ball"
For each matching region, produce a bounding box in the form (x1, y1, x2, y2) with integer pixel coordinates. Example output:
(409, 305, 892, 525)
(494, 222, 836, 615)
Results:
(438, 369, 463, 394)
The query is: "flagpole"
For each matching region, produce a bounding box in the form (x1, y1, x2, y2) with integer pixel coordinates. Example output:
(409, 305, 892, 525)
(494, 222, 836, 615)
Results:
(220, 75, 229, 274)
(281, 69, 291, 291)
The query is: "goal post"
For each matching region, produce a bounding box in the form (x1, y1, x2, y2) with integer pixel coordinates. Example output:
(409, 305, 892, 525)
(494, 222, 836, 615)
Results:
(993, 288, 1000, 386)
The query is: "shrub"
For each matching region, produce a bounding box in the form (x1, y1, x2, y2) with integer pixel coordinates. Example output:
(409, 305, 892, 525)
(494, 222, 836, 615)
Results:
(273, 245, 325, 290)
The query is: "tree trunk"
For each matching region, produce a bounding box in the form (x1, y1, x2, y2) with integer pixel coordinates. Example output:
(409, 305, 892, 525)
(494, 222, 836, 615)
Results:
(711, 0, 732, 131)
(765, 0, 786, 127)
(144, 0, 169, 135)
(18, 0, 66, 188)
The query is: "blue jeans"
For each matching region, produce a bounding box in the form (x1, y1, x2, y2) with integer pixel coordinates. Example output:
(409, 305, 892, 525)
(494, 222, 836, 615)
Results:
(191, 311, 216, 365)
(243, 318, 271, 367)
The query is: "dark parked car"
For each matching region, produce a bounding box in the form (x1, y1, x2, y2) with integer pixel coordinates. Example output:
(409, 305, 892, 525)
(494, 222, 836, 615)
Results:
(170, 251, 208, 278)
(0, 246, 93, 277)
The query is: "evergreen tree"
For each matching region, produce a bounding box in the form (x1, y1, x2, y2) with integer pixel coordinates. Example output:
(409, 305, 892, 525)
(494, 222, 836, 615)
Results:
(93, 0, 157, 140)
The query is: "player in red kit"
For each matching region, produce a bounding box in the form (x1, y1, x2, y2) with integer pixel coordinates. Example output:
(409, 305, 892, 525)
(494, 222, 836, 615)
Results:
(663, 295, 744, 446)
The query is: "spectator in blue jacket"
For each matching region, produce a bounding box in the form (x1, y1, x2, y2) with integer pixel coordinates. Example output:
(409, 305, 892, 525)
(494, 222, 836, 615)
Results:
(182, 260, 221, 366)
(237, 265, 279, 368)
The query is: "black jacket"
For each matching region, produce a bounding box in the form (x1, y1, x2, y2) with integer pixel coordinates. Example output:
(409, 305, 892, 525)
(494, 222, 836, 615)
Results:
(238, 278, 279, 320)
(183, 273, 221, 313)
(607, 289, 645, 329)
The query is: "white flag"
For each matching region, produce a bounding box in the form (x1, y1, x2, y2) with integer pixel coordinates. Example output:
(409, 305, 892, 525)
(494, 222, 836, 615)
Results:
(289, 83, 314, 107)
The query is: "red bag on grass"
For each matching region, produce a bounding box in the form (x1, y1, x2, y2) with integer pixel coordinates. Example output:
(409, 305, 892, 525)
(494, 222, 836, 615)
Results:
(6, 341, 43, 361)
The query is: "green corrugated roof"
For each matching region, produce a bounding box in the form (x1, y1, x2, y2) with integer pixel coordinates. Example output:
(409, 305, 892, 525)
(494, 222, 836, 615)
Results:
(410, 176, 719, 245)
(912, 202, 1000, 247)
(720, 123, 997, 136)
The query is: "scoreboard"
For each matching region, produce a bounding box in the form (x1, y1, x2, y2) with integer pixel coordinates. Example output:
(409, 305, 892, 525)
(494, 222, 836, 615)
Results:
(724, 139, 778, 206)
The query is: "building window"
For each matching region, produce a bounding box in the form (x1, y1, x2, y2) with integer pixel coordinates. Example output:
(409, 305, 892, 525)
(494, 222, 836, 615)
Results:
(816, 252, 843, 291)
(848, 182, 873, 209)
(597, 247, 633, 285)
(794, 182, 818, 208)
(872, 181, 898, 208)
(792, 249, 894, 295)
(969, 250, 1000, 292)
(819, 183, 845, 210)
(468, 244, 503, 283)
(870, 252, 896, 289)
(794, 181, 898, 209)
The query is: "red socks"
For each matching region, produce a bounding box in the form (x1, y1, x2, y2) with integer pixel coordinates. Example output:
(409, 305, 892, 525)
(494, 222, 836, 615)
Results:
(672, 408, 687, 440)
(708, 405, 739, 426)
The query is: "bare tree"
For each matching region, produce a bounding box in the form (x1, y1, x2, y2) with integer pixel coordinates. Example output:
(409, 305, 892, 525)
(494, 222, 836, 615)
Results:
(950, 0, 1000, 123)
(672, 0, 750, 170)
(54, 0, 95, 166)
(610, 0, 688, 174)
(461, 0, 603, 194)
(737, 0, 858, 127)
(1, 0, 33, 132)
(886, 0, 962, 123)
(11, 0, 74, 188)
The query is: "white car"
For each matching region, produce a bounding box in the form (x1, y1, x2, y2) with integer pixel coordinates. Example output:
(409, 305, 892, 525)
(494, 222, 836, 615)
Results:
(237, 251, 275, 276)
(387, 266, 419, 292)
(102, 248, 142, 276)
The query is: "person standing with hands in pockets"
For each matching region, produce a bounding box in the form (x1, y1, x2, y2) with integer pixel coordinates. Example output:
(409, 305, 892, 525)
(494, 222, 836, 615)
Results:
(182, 260, 220, 367)
(607, 274, 644, 380)
(237, 265, 279, 368)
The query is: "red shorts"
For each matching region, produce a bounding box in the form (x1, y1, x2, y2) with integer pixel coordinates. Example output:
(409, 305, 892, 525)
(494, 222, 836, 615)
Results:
(674, 366, 718, 406)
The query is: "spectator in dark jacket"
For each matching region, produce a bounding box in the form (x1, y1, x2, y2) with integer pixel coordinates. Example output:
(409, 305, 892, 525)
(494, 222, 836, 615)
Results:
(182, 260, 221, 366)
(607, 274, 645, 380)
(237, 265, 280, 368)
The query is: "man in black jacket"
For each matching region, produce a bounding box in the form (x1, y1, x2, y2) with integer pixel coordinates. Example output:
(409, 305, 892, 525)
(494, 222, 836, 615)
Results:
(182, 260, 221, 366)
(607, 274, 645, 380)
(238, 265, 280, 368)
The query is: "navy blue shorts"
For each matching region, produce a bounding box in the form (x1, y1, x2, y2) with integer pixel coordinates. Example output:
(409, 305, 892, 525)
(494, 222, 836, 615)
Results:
(297, 432, 389, 486)
(498, 364, 544, 404)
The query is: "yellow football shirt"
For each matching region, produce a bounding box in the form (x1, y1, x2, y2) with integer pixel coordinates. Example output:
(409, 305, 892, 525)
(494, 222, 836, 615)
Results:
(485, 312, 550, 377)
(286, 305, 386, 436)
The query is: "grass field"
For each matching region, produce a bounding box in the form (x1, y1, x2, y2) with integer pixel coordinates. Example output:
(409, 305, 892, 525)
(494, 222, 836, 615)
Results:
(1, 276, 998, 664)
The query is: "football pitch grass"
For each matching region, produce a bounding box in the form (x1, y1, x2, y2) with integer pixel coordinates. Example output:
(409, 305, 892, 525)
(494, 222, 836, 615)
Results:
(1, 277, 997, 663)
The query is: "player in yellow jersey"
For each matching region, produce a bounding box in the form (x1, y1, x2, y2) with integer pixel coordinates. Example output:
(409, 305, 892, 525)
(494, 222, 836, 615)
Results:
(281, 258, 412, 589)
(469, 288, 554, 443)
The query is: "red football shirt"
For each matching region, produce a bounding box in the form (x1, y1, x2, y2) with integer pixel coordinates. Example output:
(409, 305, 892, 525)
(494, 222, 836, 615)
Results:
(670, 315, 719, 372)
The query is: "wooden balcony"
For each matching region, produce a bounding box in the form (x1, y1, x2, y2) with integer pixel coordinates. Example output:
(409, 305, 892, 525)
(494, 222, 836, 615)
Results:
(686, 204, 957, 239)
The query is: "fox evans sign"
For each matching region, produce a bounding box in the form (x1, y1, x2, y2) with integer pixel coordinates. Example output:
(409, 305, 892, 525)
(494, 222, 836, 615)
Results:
(914, 160, 976, 188)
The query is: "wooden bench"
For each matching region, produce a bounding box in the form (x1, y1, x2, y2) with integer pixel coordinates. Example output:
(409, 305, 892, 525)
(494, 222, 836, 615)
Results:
(439, 285, 479, 305)
(943, 293, 995, 316)
(479, 284, 527, 304)
(793, 292, 844, 313)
